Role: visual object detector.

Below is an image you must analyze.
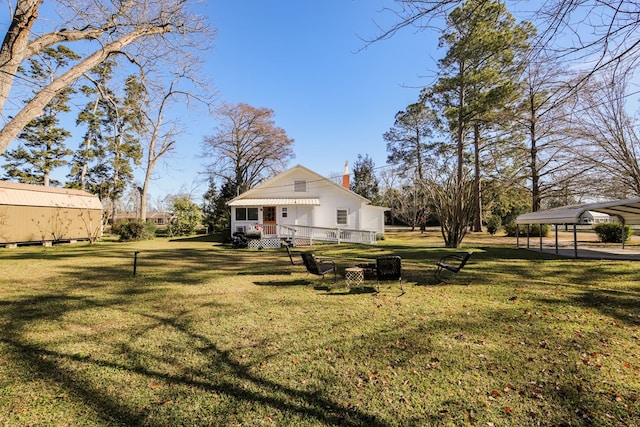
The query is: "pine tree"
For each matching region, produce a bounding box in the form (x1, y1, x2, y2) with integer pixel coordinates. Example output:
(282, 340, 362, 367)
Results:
(68, 60, 116, 191)
(431, 0, 533, 241)
(351, 154, 381, 203)
(2, 46, 78, 186)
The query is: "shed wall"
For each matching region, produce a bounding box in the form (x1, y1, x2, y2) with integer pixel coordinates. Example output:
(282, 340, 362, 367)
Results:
(0, 204, 102, 244)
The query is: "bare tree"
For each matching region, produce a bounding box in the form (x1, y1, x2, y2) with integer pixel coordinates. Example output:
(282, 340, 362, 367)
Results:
(426, 168, 475, 248)
(0, 0, 211, 153)
(202, 102, 295, 195)
(366, 1, 640, 88)
(565, 68, 640, 198)
(137, 66, 214, 221)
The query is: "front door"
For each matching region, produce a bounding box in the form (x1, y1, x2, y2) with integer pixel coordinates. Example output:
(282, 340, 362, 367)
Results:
(263, 206, 276, 235)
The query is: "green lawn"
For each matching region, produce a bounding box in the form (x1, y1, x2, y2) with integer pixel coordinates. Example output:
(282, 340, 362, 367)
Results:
(0, 231, 638, 426)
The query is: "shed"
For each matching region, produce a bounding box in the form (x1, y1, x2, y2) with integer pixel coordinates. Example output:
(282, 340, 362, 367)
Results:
(0, 181, 103, 247)
(516, 198, 640, 257)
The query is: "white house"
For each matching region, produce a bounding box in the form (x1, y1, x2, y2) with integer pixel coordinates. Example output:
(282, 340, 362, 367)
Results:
(227, 164, 388, 246)
(580, 210, 610, 224)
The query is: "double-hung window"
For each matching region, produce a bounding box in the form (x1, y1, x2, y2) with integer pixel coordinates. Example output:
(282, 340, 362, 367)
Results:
(336, 209, 348, 226)
(235, 207, 258, 221)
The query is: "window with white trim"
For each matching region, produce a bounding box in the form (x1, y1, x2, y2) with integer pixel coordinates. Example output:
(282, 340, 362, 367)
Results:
(294, 180, 307, 192)
(336, 209, 348, 225)
(282, 207, 288, 218)
(235, 207, 258, 221)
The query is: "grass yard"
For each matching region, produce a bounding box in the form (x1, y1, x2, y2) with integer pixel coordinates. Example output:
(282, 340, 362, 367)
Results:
(0, 230, 638, 426)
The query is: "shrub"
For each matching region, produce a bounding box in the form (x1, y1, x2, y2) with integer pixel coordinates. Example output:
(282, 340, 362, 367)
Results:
(593, 223, 632, 243)
(504, 222, 550, 237)
(486, 215, 502, 235)
(167, 197, 203, 236)
(110, 219, 128, 236)
(113, 220, 156, 241)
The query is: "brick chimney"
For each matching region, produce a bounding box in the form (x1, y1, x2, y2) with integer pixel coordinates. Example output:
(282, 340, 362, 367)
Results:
(342, 160, 350, 189)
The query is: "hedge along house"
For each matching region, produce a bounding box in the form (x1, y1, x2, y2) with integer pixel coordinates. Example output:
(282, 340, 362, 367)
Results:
(0, 181, 103, 248)
(227, 164, 388, 247)
(516, 198, 640, 258)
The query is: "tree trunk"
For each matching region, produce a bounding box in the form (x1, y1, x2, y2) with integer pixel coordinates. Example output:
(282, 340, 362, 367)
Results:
(473, 122, 482, 232)
(0, 0, 42, 113)
(529, 90, 541, 212)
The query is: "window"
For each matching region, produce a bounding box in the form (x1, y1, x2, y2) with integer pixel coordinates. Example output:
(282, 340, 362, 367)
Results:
(235, 208, 258, 221)
(282, 207, 288, 218)
(235, 208, 246, 221)
(336, 209, 348, 225)
(248, 208, 258, 221)
(294, 180, 307, 192)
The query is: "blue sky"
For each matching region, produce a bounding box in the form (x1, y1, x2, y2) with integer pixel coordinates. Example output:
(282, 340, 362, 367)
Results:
(154, 0, 442, 200)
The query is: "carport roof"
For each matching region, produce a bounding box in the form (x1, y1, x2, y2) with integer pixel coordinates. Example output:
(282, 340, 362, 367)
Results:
(516, 198, 640, 225)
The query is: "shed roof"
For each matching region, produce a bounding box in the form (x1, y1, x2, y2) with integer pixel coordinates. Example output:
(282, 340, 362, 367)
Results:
(516, 198, 640, 225)
(0, 181, 103, 210)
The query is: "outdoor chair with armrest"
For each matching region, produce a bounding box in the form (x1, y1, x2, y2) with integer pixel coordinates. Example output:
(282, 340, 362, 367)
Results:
(301, 252, 337, 282)
(434, 251, 472, 282)
(284, 242, 303, 265)
(376, 256, 403, 294)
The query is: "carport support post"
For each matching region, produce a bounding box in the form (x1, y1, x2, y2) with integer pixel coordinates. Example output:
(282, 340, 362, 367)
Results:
(621, 218, 626, 249)
(573, 224, 578, 258)
(539, 225, 543, 251)
(555, 224, 559, 255)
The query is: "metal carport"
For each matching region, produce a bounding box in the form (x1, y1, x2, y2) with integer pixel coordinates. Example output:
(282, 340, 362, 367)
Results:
(515, 198, 640, 257)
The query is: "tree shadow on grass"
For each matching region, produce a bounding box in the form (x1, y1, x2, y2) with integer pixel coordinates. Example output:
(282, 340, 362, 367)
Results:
(252, 279, 311, 287)
(0, 291, 388, 426)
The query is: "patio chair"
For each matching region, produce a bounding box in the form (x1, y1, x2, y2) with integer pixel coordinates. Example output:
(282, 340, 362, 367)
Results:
(434, 251, 472, 282)
(301, 252, 337, 282)
(376, 256, 402, 293)
(284, 242, 303, 265)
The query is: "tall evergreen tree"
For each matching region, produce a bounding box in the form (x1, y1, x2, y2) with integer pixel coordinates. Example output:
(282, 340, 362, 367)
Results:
(2, 46, 78, 186)
(351, 154, 381, 203)
(68, 60, 116, 192)
(201, 177, 235, 233)
(384, 101, 440, 181)
(98, 75, 144, 222)
(432, 0, 533, 236)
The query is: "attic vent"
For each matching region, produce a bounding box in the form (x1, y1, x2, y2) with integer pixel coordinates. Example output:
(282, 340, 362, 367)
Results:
(294, 180, 306, 192)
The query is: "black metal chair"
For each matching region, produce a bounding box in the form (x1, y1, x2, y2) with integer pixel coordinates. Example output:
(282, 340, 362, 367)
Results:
(284, 242, 303, 265)
(434, 252, 472, 282)
(301, 252, 337, 282)
(376, 256, 402, 293)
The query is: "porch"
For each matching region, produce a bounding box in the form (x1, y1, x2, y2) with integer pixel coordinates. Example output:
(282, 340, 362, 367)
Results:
(245, 223, 378, 247)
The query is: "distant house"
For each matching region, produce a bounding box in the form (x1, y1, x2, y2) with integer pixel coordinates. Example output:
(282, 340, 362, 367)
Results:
(227, 164, 388, 247)
(0, 181, 103, 247)
(116, 211, 173, 226)
(580, 210, 610, 224)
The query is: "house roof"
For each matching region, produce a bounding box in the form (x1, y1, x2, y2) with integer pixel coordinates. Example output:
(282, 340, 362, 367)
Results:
(516, 198, 640, 225)
(0, 181, 103, 210)
(228, 164, 372, 205)
(228, 198, 320, 206)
